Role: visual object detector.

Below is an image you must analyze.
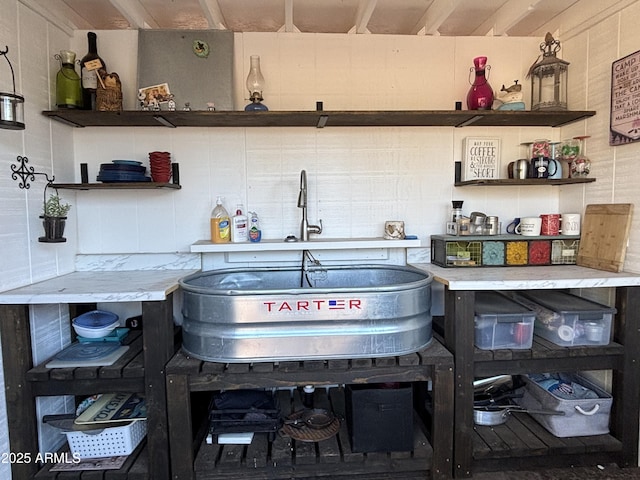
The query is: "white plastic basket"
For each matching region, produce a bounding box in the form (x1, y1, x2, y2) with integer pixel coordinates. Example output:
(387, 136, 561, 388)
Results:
(63, 420, 147, 459)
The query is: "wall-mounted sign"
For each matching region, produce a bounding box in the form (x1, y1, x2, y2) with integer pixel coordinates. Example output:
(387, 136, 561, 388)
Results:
(461, 137, 501, 181)
(610, 49, 640, 146)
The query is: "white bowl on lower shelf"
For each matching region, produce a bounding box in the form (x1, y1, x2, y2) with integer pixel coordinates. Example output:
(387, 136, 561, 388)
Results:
(72, 310, 119, 338)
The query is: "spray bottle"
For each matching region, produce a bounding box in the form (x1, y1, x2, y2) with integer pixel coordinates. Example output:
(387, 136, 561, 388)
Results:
(249, 212, 261, 242)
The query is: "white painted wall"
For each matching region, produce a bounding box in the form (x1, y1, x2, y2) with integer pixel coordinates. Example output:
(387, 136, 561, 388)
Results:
(1, 0, 640, 477)
(559, 1, 640, 271)
(70, 32, 559, 257)
(1, 1, 78, 476)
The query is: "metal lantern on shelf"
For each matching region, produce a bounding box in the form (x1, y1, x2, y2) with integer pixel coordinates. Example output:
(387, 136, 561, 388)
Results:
(0, 46, 25, 130)
(530, 33, 569, 111)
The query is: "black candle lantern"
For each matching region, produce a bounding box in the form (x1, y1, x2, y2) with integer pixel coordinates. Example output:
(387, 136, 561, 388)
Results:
(530, 33, 569, 111)
(0, 46, 25, 130)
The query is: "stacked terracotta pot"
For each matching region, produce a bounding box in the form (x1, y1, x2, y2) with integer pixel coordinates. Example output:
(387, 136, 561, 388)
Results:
(148, 151, 172, 183)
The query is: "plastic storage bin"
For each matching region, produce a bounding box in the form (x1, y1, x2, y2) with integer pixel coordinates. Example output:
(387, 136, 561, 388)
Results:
(474, 291, 535, 350)
(63, 419, 147, 459)
(345, 383, 413, 452)
(514, 290, 614, 346)
(517, 373, 612, 437)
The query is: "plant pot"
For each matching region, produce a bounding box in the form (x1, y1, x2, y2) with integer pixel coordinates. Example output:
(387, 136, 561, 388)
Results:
(39, 215, 67, 243)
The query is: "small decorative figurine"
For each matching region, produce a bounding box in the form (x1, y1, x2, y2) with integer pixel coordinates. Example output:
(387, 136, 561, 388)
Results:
(495, 80, 525, 111)
(138, 91, 148, 110)
(167, 94, 176, 111)
(183, 102, 191, 111)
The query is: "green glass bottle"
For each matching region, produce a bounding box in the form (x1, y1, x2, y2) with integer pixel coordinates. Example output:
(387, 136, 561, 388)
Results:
(55, 50, 82, 109)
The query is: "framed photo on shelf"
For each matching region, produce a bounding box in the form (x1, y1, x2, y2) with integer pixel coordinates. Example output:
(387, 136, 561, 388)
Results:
(138, 83, 171, 108)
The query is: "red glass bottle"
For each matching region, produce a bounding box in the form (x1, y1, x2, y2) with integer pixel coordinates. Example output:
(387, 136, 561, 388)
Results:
(466, 56, 494, 110)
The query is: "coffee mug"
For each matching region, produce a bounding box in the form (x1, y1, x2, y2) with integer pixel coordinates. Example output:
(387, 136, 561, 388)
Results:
(561, 213, 581, 236)
(530, 156, 557, 179)
(515, 217, 542, 236)
(506, 217, 520, 234)
(540, 213, 561, 235)
(547, 158, 563, 179)
(384, 220, 405, 239)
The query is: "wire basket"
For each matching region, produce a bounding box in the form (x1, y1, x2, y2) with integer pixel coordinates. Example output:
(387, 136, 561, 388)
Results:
(63, 419, 147, 459)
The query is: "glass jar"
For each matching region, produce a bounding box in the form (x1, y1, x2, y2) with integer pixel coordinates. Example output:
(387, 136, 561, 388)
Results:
(570, 136, 591, 177)
(55, 50, 82, 109)
(560, 139, 580, 178)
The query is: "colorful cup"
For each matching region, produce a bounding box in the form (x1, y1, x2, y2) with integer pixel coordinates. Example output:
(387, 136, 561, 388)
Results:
(540, 213, 561, 235)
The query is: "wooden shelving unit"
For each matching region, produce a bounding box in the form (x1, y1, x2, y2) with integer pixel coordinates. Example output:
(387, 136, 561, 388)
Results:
(166, 340, 454, 480)
(42, 109, 596, 129)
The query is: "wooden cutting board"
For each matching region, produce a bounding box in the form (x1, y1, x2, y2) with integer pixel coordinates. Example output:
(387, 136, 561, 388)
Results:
(576, 203, 634, 273)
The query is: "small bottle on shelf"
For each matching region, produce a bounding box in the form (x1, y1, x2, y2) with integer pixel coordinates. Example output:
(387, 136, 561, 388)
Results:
(231, 204, 248, 243)
(302, 385, 315, 408)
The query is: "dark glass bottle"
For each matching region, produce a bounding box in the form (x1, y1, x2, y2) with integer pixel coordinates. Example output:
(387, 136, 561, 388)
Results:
(80, 32, 106, 110)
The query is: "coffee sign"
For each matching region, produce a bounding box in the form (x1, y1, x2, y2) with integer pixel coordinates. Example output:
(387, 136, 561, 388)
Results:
(462, 137, 500, 181)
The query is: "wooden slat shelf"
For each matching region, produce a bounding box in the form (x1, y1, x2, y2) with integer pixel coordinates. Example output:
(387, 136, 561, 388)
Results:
(192, 387, 432, 480)
(33, 442, 148, 479)
(51, 182, 181, 190)
(166, 338, 454, 480)
(472, 411, 622, 471)
(455, 178, 596, 187)
(168, 339, 453, 391)
(42, 109, 596, 129)
(26, 331, 145, 396)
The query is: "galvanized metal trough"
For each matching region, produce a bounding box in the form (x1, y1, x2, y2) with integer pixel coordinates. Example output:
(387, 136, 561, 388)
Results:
(179, 264, 433, 362)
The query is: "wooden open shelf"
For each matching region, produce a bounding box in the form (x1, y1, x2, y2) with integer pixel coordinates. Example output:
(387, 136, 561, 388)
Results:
(42, 109, 596, 129)
(455, 177, 596, 187)
(51, 182, 181, 190)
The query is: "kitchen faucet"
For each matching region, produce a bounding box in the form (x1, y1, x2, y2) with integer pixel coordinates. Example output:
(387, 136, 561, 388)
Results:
(298, 170, 322, 241)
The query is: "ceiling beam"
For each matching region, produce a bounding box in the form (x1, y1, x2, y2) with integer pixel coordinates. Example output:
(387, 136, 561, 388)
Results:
(278, 0, 300, 33)
(349, 0, 377, 34)
(108, 0, 159, 29)
(412, 0, 462, 35)
(473, 0, 543, 36)
(198, 0, 227, 30)
(535, 0, 637, 41)
(19, 0, 76, 36)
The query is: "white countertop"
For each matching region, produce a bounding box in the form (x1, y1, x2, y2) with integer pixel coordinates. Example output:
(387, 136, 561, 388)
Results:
(0, 270, 198, 304)
(412, 264, 640, 290)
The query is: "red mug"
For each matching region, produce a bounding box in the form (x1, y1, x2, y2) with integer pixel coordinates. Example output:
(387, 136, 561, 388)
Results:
(540, 213, 560, 236)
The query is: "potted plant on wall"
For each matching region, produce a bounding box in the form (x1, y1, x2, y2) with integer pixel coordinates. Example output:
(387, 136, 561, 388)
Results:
(39, 189, 71, 243)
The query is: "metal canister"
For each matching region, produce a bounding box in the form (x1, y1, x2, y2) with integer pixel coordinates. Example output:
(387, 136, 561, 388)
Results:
(485, 216, 500, 235)
(514, 159, 529, 179)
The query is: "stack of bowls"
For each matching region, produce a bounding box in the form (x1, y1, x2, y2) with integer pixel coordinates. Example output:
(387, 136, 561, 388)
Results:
(149, 151, 172, 183)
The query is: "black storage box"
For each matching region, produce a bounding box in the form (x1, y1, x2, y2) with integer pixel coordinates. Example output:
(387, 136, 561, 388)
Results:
(208, 390, 280, 438)
(345, 383, 414, 453)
